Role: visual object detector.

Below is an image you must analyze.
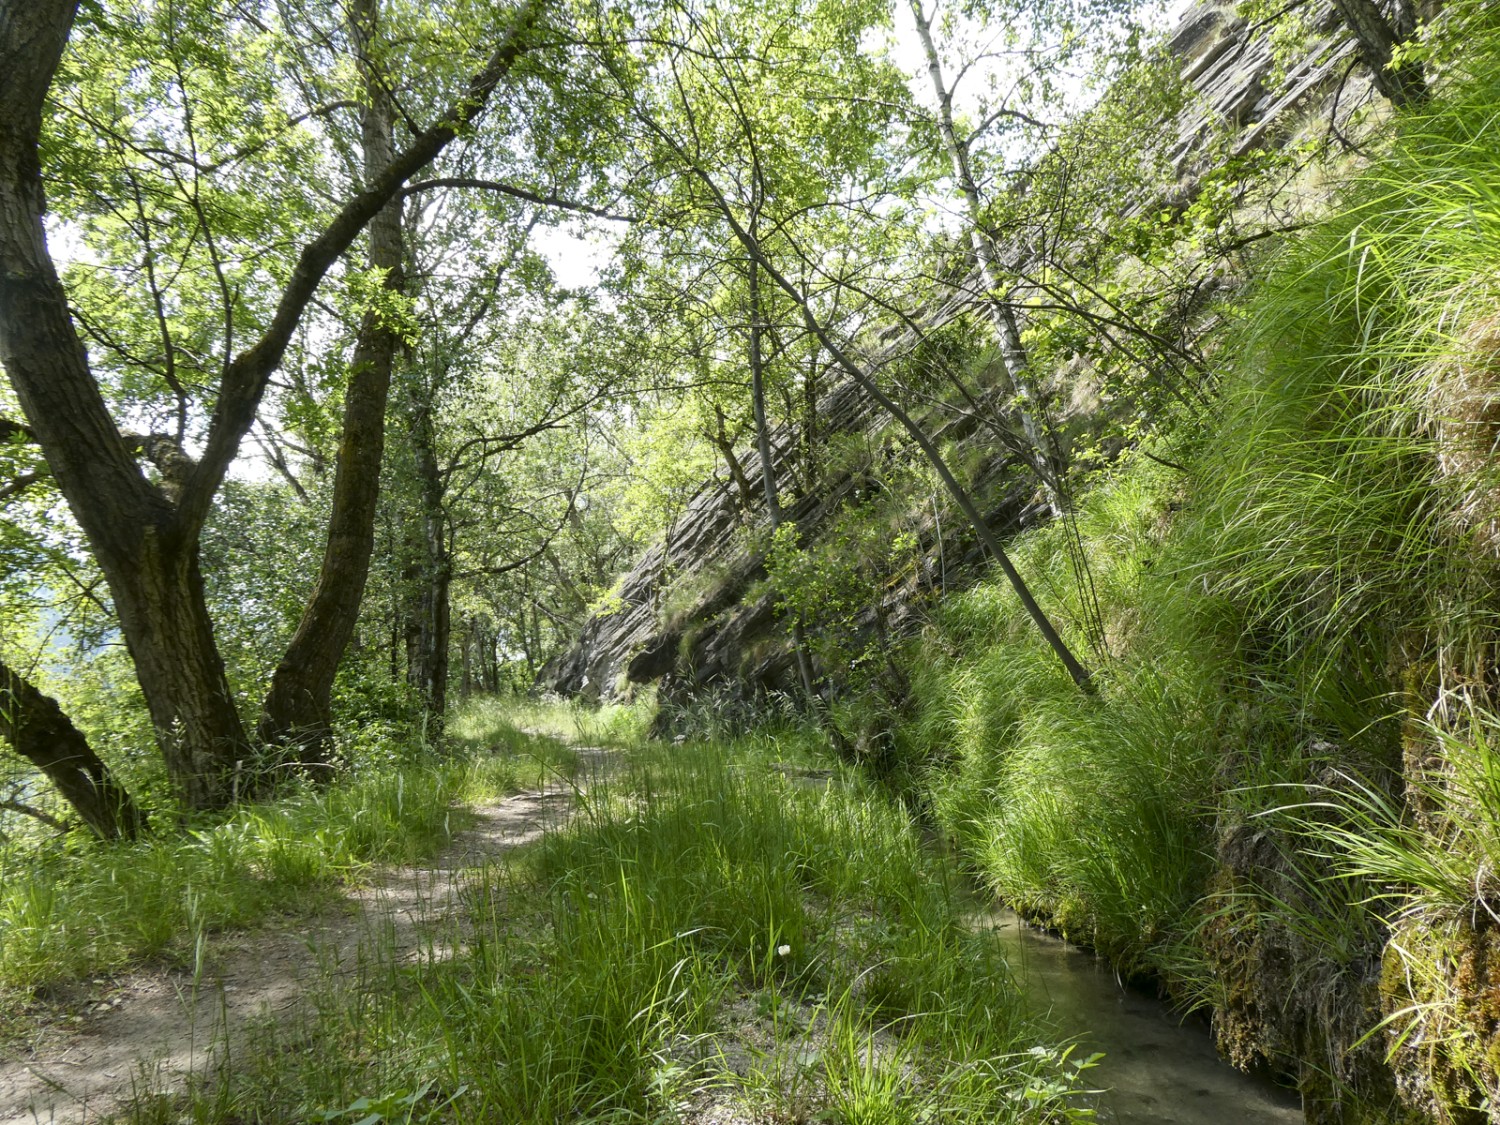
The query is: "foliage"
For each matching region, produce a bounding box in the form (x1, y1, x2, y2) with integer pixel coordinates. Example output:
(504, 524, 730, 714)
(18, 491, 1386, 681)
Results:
(872, 16, 1500, 1114)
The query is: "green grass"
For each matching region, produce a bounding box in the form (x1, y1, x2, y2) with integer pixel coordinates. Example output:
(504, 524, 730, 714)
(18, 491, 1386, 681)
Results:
(131, 728, 1096, 1124)
(879, 14, 1500, 1115)
(0, 706, 576, 996)
(893, 454, 1222, 976)
(491, 691, 658, 749)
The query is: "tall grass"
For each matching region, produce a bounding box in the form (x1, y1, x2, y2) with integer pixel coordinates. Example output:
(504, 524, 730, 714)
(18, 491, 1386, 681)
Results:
(491, 691, 658, 748)
(149, 734, 1096, 1124)
(890, 11, 1500, 1112)
(898, 456, 1223, 975)
(0, 708, 574, 995)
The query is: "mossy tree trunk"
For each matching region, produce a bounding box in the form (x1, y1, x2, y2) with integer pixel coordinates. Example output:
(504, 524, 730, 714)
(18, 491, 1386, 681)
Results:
(258, 0, 406, 768)
(0, 658, 147, 840)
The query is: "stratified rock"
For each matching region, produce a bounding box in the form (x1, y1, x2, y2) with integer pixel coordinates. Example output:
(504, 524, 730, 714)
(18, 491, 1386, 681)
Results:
(538, 0, 1374, 712)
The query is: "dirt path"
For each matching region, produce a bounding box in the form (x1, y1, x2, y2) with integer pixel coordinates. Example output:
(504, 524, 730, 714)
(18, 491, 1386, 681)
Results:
(0, 765, 597, 1125)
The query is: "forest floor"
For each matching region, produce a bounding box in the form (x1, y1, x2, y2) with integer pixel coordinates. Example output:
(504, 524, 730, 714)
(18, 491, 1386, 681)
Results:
(0, 762, 594, 1125)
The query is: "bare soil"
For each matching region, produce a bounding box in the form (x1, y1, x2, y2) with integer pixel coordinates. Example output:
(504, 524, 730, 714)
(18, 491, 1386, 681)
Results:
(0, 782, 579, 1125)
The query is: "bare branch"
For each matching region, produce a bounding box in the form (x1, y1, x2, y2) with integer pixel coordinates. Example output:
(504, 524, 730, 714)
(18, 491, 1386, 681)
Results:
(0, 471, 46, 503)
(0, 796, 70, 832)
(401, 177, 640, 223)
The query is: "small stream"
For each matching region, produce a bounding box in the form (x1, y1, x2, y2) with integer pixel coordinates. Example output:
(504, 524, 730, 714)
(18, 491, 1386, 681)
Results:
(978, 909, 1305, 1124)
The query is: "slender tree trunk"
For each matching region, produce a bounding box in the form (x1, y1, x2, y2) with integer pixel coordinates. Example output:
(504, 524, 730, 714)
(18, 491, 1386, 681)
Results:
(909, 0, 1068, 512)
(258, 0, 403, 765)
(1330, 0, 1427, 107)
(687, 170, 1095, 692)
(401, 389, 453, 724)
(802, 348, 820, 493)
(0, 658, 147, 840)
(747, 258, 820, 708)
(708, 404, 756, 511)
(459, 617, 474, 699)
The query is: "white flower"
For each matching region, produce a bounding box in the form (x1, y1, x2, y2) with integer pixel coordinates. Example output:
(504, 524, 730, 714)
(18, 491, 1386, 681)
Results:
(776, 944, 792, 957)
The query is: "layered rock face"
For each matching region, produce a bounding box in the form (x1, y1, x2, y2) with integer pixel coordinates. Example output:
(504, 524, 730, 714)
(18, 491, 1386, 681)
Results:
(539, 0, 1374, 713)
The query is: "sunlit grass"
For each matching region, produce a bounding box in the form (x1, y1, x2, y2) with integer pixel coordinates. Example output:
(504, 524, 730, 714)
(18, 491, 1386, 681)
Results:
(138, 729, 1096, 1124)
(0, 705, 575, 996)
(489, 690, 658, 749)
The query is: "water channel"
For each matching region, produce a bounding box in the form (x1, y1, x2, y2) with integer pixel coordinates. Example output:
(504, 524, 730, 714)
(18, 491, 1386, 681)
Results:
(979, 909, 1305, 1124)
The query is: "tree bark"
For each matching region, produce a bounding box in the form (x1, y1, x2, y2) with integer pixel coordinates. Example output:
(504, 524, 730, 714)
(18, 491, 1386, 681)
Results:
(0, 0, 254, 808)
(401, 389, 453, 725)
(459, 616, 474, 699)
(708, 404, 756, 511)
(1330, 0, 1427, 107)
(0, 658, 147, 840)
(258, 0, 404, 765)
(0, 0, 540, 807)
(747, 258, 820, 708)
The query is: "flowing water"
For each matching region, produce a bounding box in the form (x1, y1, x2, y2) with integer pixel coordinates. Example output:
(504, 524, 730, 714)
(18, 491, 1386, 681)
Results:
(979, 909, 1305, 1124)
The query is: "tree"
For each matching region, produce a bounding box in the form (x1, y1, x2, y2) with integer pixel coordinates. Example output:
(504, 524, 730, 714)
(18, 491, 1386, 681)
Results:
(0, 657, 146, 840)
(590, 0, 1096, 690)
(258, 0, 409, 765)
(1330, 0, 1426, 107)
(906, 0, 1071, 513)
(0, 0, 541, 808)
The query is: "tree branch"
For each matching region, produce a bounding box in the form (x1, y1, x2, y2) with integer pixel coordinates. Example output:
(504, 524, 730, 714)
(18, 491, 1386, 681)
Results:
(0, 796, 69, 832)
(178, 0, 545, 532)
(401, 177, 639, 223)
(0, 470, 46, 503)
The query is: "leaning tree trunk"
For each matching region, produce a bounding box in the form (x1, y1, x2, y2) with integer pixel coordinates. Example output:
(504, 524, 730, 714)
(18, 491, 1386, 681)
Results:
(909, 0, 1068, 513)
(679, 161, 1096, 692)
(0, 658, 147, 840)
(1330, 0, 1427, 107)
(0, 1, 250, 808)
(258, 0, 404, 766)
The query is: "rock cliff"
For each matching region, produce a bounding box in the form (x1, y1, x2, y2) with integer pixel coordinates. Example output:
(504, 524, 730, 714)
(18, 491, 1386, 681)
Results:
(538, 0, 1375, 714)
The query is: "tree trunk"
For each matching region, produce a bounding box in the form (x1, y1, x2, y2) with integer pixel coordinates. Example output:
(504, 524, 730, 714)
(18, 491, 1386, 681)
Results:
(258, 0, 403, 764)
(747, 258, 820, 709)
(402, 389, 453, 725)
(0, 658, 147, 840)
(708, 404, 756, 511)
(0, 1, 252, 808)
(459, 617, 474, 699)
(1330, 0, 1427, 107)
(684, 166, 1096, 693)
(909, 0, 1068, 513)
(0, 0, 539, 807)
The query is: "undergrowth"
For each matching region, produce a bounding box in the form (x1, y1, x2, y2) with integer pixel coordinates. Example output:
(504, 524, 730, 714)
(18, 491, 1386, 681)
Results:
(0, 708, 575, 997)
(880, 11, 1500, 1117)
(135, 727, 1097, 1124)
